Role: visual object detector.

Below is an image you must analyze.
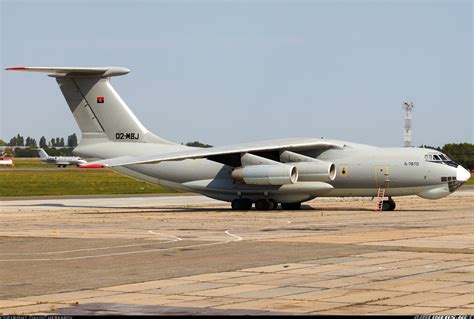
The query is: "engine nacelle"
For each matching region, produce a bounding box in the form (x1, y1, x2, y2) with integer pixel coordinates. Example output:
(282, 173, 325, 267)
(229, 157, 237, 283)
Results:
(293, 160, 336, 182)
(232, 164, 298, 185)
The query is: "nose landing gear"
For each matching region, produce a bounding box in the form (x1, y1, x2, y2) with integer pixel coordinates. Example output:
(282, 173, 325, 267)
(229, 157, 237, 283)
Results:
(381, 197, 396, 211)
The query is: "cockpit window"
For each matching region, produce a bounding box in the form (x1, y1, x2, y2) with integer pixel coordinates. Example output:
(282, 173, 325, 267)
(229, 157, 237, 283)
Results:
(425, 152, 458, 167)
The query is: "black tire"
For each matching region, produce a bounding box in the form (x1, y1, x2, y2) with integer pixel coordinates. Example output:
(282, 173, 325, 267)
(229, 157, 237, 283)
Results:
(255, 199, 271, 211)
(231, 198, 253, 210)
(381, 200, 391, 211)
(231, 199, 242, 210)
(269, 199, 278, 210)
(241, 198, 253, 210)
(281, 202, 301, 210)
(381, 198, 396, 211)
(388, 199, 396, 211)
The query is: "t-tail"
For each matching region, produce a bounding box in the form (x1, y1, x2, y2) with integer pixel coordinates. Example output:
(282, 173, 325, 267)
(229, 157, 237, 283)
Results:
(6, 67, 174, 147)
(36, 148, 49, 159)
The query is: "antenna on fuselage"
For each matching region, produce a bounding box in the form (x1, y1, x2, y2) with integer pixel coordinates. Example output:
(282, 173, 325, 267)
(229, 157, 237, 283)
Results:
(402, 102, 414, 147)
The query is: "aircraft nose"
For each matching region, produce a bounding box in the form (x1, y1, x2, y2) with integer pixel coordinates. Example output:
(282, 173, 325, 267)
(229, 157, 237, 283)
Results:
(456, 165, 471, 182)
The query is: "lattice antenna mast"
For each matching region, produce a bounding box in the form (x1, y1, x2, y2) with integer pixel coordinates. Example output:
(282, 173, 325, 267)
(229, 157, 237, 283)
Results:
(402, 102, 414, 147)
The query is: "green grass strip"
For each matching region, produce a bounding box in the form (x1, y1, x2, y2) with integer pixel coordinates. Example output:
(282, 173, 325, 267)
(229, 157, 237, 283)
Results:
(0, 170, 174, 197)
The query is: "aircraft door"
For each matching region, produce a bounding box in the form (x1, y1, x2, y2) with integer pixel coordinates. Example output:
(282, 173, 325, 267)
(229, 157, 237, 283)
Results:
(374, 165, 390, 188)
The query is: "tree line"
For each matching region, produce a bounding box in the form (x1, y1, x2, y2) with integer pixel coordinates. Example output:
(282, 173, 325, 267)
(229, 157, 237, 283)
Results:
(0, 133, 78, 157)
(2, 133, 78, 148)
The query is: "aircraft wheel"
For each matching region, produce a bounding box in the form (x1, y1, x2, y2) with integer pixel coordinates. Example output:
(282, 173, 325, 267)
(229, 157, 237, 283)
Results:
(231, 198, 252, 210)
(231, 199, 242, 210)
(255, 199, 271, 211)
(388, 198, 396, 211)
(269, 199, 278, 210)
(381, 199, 396, 211)
(281, 202, 301, 210)
(241, 198, 253, 210)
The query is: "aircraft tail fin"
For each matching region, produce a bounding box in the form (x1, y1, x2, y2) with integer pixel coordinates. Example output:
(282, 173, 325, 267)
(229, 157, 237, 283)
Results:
(6, 67, 173, 145)
(36, 148, 49, 159)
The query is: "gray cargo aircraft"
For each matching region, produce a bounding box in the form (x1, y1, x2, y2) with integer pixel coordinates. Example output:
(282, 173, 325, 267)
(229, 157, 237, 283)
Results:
(7, 66, 471, 211)
(36, 148, 87, 167)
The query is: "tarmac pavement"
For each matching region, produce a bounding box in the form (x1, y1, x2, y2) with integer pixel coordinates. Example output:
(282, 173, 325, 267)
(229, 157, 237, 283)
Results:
(0, 188, 472, 315)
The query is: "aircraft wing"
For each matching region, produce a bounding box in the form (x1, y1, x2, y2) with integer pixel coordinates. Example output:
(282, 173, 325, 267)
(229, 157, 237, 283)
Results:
(80, 139, 344, 168)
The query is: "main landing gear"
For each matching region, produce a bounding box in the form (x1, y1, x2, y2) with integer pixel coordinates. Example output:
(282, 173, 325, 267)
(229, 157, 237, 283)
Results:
(231, 198, 252, 210)
(231, 198, 303, 211)
(281, 202, 302, 210)
(381, 197, 396, 211)
(255, 199, 278, 211)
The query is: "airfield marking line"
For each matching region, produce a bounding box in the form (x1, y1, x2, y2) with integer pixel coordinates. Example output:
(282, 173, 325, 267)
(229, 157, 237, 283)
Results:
(148, 230, 182, 241)
(0, 231, 182, 256)
(0, 231, 242, 262)
(225, 230, 242, 241)
(0, 240, 178, 256)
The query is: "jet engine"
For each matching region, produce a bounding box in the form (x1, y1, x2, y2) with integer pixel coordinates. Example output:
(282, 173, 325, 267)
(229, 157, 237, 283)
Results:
(279, 151, 336, 182)
(232, 164, 298, 185)
(293, 161, 336, 182)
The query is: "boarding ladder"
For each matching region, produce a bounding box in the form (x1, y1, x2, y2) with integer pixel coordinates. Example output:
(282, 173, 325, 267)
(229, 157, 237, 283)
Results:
(375, 187, 385, 211)
(375, 172, 390, 211)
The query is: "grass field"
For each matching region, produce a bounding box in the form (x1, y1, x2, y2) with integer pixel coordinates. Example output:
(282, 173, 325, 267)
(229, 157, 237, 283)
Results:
(0, 169, 174, 197)
(3, 158, 47, 168)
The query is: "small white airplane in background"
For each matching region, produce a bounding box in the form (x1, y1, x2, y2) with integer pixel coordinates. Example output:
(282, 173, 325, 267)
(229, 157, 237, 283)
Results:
(36, 148, 87, 167)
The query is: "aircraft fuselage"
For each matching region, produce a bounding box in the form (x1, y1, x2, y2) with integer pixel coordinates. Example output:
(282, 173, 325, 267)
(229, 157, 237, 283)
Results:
(74, 138, 467, 204)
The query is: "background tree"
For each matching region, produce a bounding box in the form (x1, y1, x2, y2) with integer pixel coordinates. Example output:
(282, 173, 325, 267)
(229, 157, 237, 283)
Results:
(39, 136, 47, 148)
(442, 143, 474, 169)
(67, 133, 78, 147)
(185, 141, 213, 148)
(25, 136, 37, 147)
(14, 148, 38, 157)
(9, 134, 24, 146)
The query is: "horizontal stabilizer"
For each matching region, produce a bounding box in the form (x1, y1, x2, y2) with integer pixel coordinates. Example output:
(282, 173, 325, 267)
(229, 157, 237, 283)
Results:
(6, 66, 130, 77)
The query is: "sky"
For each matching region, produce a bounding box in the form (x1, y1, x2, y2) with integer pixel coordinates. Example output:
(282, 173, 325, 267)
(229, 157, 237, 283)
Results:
(1, 0, 472, 147)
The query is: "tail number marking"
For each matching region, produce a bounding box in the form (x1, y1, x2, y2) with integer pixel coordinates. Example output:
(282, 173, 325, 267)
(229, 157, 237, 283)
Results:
(115, 132, 140, 140)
